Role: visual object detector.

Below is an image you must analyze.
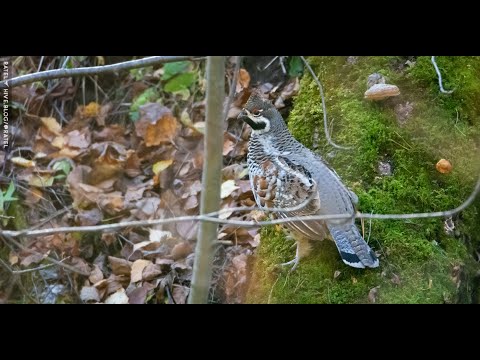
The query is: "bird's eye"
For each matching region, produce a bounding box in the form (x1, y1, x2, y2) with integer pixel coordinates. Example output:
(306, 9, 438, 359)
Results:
(252, 109, 262, 116)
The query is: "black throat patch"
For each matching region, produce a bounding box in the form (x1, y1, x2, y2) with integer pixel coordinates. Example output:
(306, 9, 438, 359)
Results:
(242, 116, 267, 131)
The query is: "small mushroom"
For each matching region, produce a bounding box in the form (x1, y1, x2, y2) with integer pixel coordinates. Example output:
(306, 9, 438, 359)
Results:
(364, 84, 400, 101)
(436, 159, 452, 174)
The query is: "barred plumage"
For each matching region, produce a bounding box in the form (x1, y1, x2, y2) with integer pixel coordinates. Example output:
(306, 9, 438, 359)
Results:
(238, 92, 379, 270)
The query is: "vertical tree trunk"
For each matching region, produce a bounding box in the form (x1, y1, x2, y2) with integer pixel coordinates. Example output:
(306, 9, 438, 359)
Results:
(188, 56, 225, 304)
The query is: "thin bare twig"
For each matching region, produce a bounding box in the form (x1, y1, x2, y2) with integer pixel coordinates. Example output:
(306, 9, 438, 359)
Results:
(2, 235, 89, 276)
(1, 169, 479, 239)
(300, 56, 352, 150)
(0, 257, 63, 275)
(0, 56, 204, 89)
(223, 56, 242, 121)
(1, 187, 318, 238)
(431, 56, 454, 94)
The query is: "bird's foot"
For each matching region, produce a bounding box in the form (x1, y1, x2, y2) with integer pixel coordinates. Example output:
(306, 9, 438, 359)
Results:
(279, 256, 300, 272)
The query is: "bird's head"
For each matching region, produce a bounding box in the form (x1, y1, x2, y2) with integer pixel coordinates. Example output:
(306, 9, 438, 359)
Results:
(238, 92, 286, 135)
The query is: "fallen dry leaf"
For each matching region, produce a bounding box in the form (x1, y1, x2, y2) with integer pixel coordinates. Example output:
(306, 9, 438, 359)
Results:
(98, 191, 125, 215)
(142, 263, 162, 281)
(141, 110, 179, 146)
(131, 259, 151, 283)
(223, 251, 251, 303)
(236, 68, 251, 93)
(149, 229, 172, 243)
(222, 164, 248, 181)
(28, 172, 54, 187)
(184, 195, 198, 211)
(248, 233, 261, 248)
(134, 197, 161, 220)
(41, 117, 62, 135)
(71, 257, 91, 274)
(105, 288, 129, 304)
(131, 240, 158, 255)
(11, 157, 36, 168)
(227, 106, 242, 120)
(153, 159, 173, 175)
(93, 125, 127, 143)
(89, 265, 104, 284)
(99, 275, 125, 296)
(20, 253, 46, 267)
(24, 187, 44, 205)
(334, 270, 342, 279)
(192, 121, 205, 134)
(124, 181, 154, 203)
(128, 283, 154, 304)
(223, 138, 235, 156)
(176, 221, 198, 241)
(108, 256, 132, 276)
(221, 180, 240, 199)
(9, 252, 19, 265)
(76, 208, 103, 226)
(96, 103, 112, 126)
(80, 286, 101, 303)
(172, 285, 189, 304)
(171, 241, 192, 261)
(51, 135, 65, 149)
(65, 129, 91, 149)
(180, 109, 193, 127)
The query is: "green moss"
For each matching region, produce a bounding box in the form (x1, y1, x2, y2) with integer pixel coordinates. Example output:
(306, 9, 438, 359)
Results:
(407, 56, 480, 125)
(247, 56, 480, 304)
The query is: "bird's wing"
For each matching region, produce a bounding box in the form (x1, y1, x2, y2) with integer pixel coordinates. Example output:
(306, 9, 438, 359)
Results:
(251, 157, 328, 240)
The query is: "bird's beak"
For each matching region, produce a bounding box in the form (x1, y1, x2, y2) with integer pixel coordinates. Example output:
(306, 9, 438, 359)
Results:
(238, 109, 249, 122)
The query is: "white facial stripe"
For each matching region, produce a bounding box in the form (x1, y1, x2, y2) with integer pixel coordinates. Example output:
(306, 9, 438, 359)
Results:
(250, 114, 271, 134)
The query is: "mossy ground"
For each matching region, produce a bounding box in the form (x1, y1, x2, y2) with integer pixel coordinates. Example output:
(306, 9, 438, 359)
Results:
(246, 56, 480, 304)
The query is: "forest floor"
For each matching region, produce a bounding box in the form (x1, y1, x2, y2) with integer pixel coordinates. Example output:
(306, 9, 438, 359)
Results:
(0, 56, 479, 304)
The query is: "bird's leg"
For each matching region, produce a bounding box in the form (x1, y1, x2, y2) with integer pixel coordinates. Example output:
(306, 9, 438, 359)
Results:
(280, 237, 312, 272)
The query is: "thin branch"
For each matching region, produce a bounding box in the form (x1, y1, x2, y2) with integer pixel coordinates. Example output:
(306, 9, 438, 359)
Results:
(0, 56, 204, 89)
(1, 169, 479, 239)
(0, 257, 61, 275)
(2, 234, 89, 276)
(223, 56, 242, 121)
(300, 56, 352, 150)
(1, 187, 318, 238)
(431, 56, 454, 94)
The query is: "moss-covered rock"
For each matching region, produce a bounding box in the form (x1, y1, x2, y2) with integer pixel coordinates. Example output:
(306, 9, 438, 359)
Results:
(246, 56, 480, 304)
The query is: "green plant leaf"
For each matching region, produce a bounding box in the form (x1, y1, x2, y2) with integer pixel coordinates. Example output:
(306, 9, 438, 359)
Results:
(0, 190, 4, 211)
(0, 181, 18, 211)
(4, 181, 18, 202)
(288, 56, 304, 77)
(52, 160, 72, 176)
(129, 87, 159, 121)
(130, 66, 154, 81)
(162, 61, 190, 81)
(164, 73, 196, 93)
